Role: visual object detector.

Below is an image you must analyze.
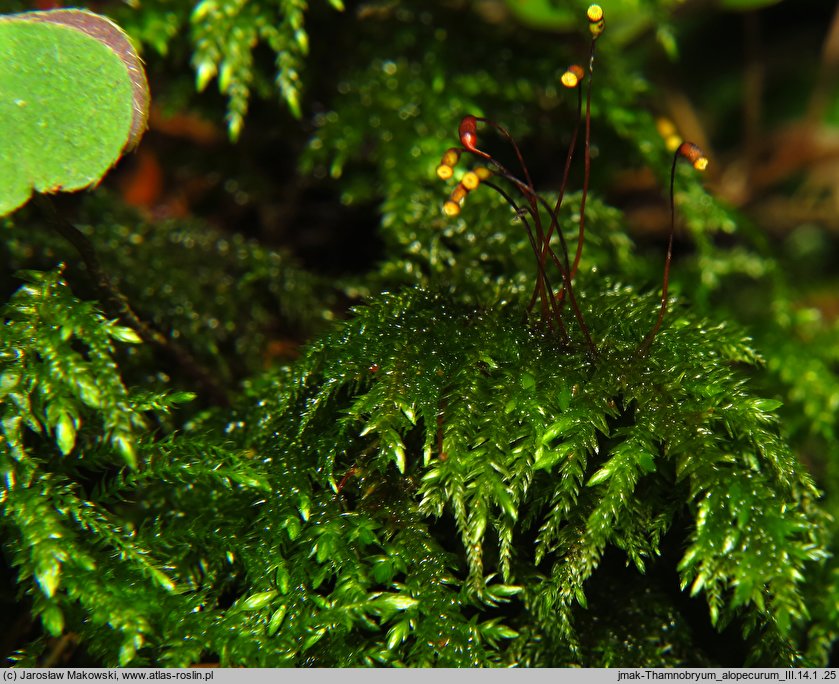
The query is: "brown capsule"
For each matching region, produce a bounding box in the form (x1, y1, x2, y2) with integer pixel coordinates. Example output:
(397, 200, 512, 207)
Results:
(450, 184, 468, 204)
(458, 115, 479, 153)
(677, 141, 709, 171)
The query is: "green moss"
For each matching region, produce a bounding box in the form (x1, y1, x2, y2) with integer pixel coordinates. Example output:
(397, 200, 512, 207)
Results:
(3, 0, 839, 669)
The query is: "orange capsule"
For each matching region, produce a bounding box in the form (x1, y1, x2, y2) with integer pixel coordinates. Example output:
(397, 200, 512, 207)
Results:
(450, 185, 468, 204)
(678, 141, 709, 171)
(442, 200, 461, 217)
(561, 64, 585, 89)
(441, 148, 461, 167)
(436, 164, 454, 180)
(461, 171, 480, 190)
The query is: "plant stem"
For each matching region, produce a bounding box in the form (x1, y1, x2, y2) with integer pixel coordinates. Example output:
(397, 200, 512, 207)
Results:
(637, 150, 679, 357)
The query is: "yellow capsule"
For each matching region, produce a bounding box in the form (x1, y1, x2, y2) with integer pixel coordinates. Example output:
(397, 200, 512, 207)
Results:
(441, 148, 461, 167)
(442, 200, 461, 217)
(561, 72, 577, 88)
(561, 64, 585, 89)
(436, 164, 454, 180)
(474, 166, 492, 180)
(461, 171, 480, 190)
(693, 156, 709, 171)
(587, 5, 604, 38)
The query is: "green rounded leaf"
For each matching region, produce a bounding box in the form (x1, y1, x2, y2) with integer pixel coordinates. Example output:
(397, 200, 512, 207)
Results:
(267, 605, 288, 637)
(41, 603, 65, 637)
(113, 433, 138, 469)
(55, 411, 77, 456)
(0, 9, 150, 216)
(586, 465, 613, 487)
(372, 593, 419, 612)
(240, 590, 278, 611)
(36, 555, 61, 599)
(110, 325, 143, 345)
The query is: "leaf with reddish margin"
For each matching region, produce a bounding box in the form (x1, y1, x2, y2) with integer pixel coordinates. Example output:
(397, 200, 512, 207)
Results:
(0, 9, 150, 216)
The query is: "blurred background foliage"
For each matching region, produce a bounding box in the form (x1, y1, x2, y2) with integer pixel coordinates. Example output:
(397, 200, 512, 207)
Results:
(2, 0, 839, 667)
